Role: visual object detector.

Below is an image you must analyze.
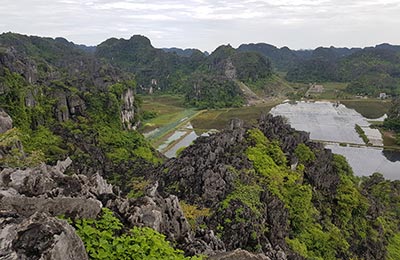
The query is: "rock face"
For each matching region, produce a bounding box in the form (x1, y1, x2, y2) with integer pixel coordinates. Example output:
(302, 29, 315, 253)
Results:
(120, 88, 136, 129)
(0, 158, 107, 259)
(0, 109, 12, 134)
(159, 119, 248, 208)
(0, 158, 106, 218)
(0, 212, 88, 260)
(209, 249, 271, 260)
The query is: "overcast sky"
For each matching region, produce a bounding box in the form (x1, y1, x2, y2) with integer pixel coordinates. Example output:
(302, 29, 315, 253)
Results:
(1, 0, 400, 52)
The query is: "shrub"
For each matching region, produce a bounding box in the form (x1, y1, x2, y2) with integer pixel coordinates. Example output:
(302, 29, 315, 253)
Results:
(67, 208, 201, 260)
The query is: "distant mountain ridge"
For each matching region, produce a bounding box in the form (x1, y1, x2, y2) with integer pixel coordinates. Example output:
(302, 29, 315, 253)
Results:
(2, 32, 400, 98)
(162, 47, 209, 57)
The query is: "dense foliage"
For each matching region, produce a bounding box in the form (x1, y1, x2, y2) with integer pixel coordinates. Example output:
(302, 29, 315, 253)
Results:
(243, 129, 399, 259)
(96, 38, 273, 108)
(95, 35, 202, 93)
(65, 208, 200, 260)
(285, 46, 400, 96)
(383, 98, 400, 144)
(185, 73, 244, 108)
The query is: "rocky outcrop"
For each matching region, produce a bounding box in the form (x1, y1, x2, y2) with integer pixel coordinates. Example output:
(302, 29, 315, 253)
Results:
(159, 119, 248, 208)
(0, 156, 225, 257)
(0, 158, 104, 219)
(0, 109, 12, 134)
(209, 249, 271, 260)
(0, 212, 88, 260)
(53, 90, 86, 122)
(157, 118, 301, 259)
(224, 58, 237, 80)
(157, 116, 353, 259)
(120, 88, 136, 129)
(0, 47, 38, 84)
(258, 114, 340, 195)
(104, 181, 225, 256)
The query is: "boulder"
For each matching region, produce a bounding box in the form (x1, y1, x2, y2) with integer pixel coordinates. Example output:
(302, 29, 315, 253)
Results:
(0, 212, 88, 260)
(209, 249, 270, 260)
(0, 109, 12, 134)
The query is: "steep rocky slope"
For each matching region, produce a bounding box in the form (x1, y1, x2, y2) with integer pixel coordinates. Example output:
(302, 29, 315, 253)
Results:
(0, 33, 160, 193)
(158, 115, 400, 259)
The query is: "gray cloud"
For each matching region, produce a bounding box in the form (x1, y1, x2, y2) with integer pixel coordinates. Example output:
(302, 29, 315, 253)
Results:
(0, 0, 399, 51)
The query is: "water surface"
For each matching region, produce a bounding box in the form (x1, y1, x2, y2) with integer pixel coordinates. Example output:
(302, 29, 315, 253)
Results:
(271, 101, 400, 179)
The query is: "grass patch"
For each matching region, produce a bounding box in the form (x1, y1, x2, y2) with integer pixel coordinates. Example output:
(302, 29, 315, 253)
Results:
(246, 74, 295, 97)
(139, 94, 187, 131)
(382, 129, 400, 148)
(341, 100, 391, 119)
(355, 124, 371, 145)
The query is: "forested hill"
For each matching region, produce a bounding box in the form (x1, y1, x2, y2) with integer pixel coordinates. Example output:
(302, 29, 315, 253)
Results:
(239, 41, 400, 96)
(96, 36, 274, 108)
(162, 47, 209, 57)
(95, 35, 205, 93)
(0, 32, 161, 193)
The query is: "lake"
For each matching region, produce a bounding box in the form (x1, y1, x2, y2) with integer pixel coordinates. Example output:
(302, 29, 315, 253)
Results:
(271, 101, 400, 179)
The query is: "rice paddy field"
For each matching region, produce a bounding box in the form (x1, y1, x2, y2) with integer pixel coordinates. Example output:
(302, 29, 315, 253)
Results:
(191, 102, 279, 133)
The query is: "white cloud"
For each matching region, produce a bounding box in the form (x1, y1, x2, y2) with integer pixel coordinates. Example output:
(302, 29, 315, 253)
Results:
(0, 0, 399, 51)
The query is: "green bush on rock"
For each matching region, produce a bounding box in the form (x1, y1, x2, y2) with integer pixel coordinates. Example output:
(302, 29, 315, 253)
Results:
(66, 208, 201, 260)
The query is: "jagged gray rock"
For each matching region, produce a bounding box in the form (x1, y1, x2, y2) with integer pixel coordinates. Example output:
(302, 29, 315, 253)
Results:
(105, 181, 225, 256)
(0, 158, 106, 218)
(0, 109, 12, 134)
(0, 212, 88, 260)
(0, 197, 101, 219)
(209, 249, 270, 260)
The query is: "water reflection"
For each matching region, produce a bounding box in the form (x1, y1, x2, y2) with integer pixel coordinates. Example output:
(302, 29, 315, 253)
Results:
(382, 149, 400, 162)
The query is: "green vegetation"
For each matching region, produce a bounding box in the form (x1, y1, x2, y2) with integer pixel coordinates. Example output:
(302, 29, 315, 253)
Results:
(0, 34, 161, 192)
(66, 208, 200, 260)
(96, 37, 276, 109)
(206, 128, 400, 259)
(355, 124, 371, 145)
(387, 233, 400, 260)
(245, 129, 351, 259)
(180, 201, 211, 230)
(341, 100, 391, 119)
(285, 47, 400, 97)
(294, 143, 315, 164)
(383, 98, 400, 144)
(127, 177, 150, 199)
(221, 181, 263, 215)
(0, 128, 44, 168)
(186, 73, 245, 109)
(0, 70, 67, 164)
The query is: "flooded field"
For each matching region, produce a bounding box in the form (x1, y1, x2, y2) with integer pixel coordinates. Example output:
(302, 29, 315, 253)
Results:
(327, 144, 400, 179)
(271, 101, 400, 179)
